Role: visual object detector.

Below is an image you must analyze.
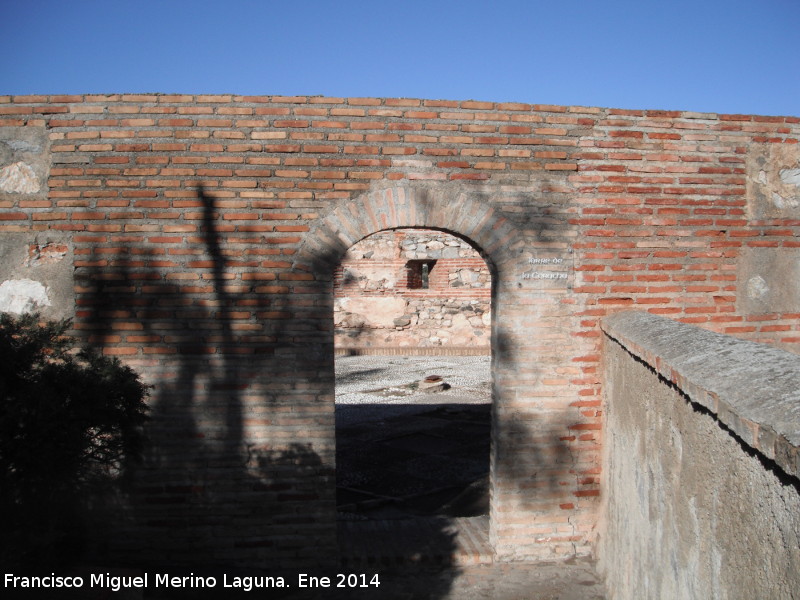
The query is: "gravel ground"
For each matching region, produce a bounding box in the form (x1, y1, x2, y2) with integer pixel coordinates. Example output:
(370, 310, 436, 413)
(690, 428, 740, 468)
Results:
(335, 355, 491, 404)
(335, 355, 491, 430)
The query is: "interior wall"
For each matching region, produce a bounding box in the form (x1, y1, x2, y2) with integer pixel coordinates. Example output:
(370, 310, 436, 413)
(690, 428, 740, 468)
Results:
(333, 228, 491, 352)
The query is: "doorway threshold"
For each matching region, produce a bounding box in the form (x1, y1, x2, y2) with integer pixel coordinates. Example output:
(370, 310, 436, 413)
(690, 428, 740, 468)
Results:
(338, 515, 491, 567)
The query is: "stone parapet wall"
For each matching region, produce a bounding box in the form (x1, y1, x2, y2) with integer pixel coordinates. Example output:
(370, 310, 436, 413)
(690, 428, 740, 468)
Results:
(599, 311, 800, 598)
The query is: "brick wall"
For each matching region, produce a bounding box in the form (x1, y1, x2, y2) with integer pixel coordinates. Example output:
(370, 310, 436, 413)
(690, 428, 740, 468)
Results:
(0, 94, 798, 567)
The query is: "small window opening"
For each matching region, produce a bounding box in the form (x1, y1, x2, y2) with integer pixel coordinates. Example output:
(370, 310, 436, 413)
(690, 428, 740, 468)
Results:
(407, 260, 436, 289)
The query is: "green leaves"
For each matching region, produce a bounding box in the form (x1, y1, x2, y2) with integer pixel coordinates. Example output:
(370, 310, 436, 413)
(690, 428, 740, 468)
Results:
(0, 313, 149, 567)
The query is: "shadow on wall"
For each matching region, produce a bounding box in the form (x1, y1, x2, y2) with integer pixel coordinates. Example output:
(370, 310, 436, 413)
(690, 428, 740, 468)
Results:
(75, 187, 461, 598)
(79, 187, 328, 565)
(492, 326, 585, 551)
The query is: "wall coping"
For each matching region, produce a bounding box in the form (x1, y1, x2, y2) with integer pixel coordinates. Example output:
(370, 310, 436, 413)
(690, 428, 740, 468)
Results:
(601, 310, 800, 482)
(4, 94, 800, 120)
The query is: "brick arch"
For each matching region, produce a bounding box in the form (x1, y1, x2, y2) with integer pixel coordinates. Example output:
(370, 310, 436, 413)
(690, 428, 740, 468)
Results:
(296, 188, 588, 562)
(296, 183, 533, 559)
(293, 185, 523, 277)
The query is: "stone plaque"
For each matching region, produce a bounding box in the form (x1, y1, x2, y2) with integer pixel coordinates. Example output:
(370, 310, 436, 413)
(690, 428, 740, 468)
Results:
(519, 251, 573, 288)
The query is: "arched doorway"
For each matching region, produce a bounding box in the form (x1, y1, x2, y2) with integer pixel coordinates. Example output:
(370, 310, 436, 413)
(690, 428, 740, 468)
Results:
(293, 185, 577, 562)
(333, 227, 495, 562)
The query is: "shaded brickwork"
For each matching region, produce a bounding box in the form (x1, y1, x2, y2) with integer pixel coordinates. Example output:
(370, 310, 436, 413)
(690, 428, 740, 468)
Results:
(333, 229, 491, 352)
(0, 95, 798, 569)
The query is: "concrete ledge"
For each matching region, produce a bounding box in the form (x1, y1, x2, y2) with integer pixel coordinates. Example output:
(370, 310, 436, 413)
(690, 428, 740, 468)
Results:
(601, 310, 800, 482)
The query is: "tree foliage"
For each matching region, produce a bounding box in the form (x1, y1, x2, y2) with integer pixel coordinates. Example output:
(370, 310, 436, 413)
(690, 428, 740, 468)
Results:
(0, 313, 149, 566)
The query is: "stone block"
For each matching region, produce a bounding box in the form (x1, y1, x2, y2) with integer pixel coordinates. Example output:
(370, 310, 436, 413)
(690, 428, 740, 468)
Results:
(736, 246, 800, 315)
(0, 233, 74, 320)
(0, 126, 49, 198)
(746, 143, 800, 218)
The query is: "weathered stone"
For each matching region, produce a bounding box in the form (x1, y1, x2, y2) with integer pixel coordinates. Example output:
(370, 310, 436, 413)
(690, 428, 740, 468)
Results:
(601, 312, 800, 598)
(337, 296, 408, 329)
(0, 161, 40, 194)
(6, 140, 42, 154)
(442, 246, 461, 258)
(0, 234, 75, 320)
(334, 229, 491, 351)
(0, 126, 49, 198)
(0, 278, 51, 314)
(747, 143, 800, 217)
(736, 246, 800, 315)
(781, 168, 800, 187)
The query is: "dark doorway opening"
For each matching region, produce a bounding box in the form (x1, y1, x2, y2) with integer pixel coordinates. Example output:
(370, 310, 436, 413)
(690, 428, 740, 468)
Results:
(333, 228, 492, 523)
(335, 355, 490, 521)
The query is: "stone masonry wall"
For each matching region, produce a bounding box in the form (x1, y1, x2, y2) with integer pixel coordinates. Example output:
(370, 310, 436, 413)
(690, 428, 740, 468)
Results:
(599, 311, 800, 599)
(333, 228, 491, 352)
(0, 94, 798, 568)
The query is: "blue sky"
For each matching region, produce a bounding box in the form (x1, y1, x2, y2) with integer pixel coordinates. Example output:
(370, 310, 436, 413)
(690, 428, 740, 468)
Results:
(2, 0, 798, 116)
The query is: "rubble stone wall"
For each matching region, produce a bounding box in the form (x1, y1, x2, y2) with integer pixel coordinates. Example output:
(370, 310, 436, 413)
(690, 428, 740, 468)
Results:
(334, 229, 491, 352)
(0, 94, 798, 567)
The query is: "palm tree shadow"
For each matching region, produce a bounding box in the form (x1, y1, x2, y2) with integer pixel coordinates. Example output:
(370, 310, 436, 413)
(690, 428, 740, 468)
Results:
(73, 186, 460, 599)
